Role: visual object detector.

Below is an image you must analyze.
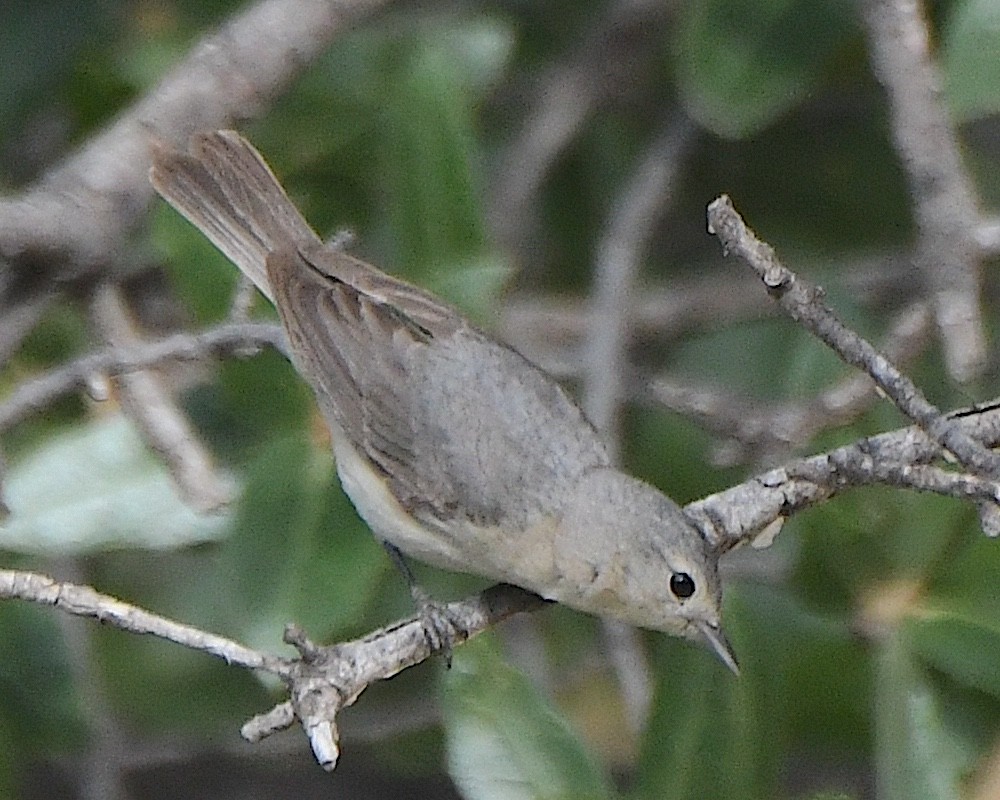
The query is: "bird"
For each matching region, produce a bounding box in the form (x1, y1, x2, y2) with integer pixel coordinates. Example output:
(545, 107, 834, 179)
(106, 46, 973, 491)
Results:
(150, 130, 737, 674)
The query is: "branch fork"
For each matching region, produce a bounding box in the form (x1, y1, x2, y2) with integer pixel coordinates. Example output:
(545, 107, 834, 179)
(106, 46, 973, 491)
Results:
(707, 194, 1000, 537)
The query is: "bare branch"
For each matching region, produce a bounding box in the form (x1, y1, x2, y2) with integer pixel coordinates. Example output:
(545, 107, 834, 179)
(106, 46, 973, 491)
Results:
(0, 569, 283, 674)
(0, 569, 544, 772)
(583, 118, 693, 455)
(489, 0, 670, 261)
(644, 301, 933, 464)
(499, 251, 926, 382)
(0, 321, 284, 433)
(707, 194, 1000, 480)
(976, 217, 1000, 257)
(860, 0, 986, 382)
(90, 284, 235, 512)
(689, 402, 1000, 550)
(0, 0, 391, 292)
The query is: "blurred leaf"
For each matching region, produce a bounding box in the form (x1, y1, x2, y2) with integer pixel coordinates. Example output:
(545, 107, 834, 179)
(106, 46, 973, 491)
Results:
(89, 433, 384, 732)
(905, 612, 1000, 700)
(0, 725, 13, 799)
(0, 602, 85, 753)
(378, 35, 490, 284)
(202, 349, 311, 462)
(440, 634, 614, 800)
(741, 584, 870, 753)
(95, 620, 270, 733)
(637, 587, 772, 800)
(152, 202, 245, 324)
(874, 634, 975, 800)
(423, 253, 514, 325)
(928, 531, 1000, 620)
(943, 0, 1000, 122)
(0, 414, 229, 555)
(0, 0, 114, 143)
(123, 432, 387, 652)
(220, 433, 386, 647)
(638, 644, 755, 799)
(794, 490, 968, 614)
(672, 0, 854, 139)
(638, 584, 867, 800)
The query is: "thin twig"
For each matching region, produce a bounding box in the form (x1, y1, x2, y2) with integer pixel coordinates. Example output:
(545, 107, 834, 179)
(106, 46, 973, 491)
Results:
(687, 401, 1000, 550)
(0, 570, 283, 673)
(0, 321, 284, 433)
(583, 118, 693, 456)
(644, 301, 933, 464)
(500, 251, 925, 381)
(489, 0, 669, 261)
(90, 285, 235, 511)
(0, 569, 545, 772)
(707, 195, 1000, 480)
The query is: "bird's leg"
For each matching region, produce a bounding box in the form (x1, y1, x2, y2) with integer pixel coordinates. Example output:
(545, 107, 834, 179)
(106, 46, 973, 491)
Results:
(380, 540, 467, 666)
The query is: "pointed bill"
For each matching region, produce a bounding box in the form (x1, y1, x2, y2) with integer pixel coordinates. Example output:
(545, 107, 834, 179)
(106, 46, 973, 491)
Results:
(698, 621, 740, 675)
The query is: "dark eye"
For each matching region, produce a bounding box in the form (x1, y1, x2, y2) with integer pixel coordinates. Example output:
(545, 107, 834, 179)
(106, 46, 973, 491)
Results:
(669, 572, 695, 599)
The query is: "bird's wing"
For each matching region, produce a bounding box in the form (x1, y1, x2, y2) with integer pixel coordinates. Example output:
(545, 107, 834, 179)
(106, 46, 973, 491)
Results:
(266, 246, 610, 531)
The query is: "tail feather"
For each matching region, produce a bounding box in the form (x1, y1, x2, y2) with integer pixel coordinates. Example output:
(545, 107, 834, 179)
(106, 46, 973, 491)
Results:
(150, 130, 321, 301)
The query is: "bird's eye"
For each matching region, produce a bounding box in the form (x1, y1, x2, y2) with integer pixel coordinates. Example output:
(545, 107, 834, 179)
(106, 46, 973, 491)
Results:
(669, 572, 695, 599)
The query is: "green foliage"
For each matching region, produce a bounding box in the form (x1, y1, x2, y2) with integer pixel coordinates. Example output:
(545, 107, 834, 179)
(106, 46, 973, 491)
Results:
(874, 635, 973, 800)
(0, 603, 86, 754)
(3, 0, 1000, 796)
(0, 415, 229, 554)
(441, 635, 614, 800)
(943, 0, 1000, 122)
(0, 0, 117, 148)
(672, 0, 856, 139)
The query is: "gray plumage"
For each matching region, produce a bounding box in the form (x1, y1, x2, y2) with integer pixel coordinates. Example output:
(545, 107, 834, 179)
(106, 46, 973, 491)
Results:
(150, 131, 736, 672)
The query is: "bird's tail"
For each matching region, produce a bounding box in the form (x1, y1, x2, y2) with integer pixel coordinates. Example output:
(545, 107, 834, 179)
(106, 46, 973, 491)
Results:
(150, 130, 321, 302)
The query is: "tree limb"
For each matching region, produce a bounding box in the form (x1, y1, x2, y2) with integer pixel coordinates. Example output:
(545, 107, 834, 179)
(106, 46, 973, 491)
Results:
(0, 0, 392, 299)
(707, 195, 1000, 481)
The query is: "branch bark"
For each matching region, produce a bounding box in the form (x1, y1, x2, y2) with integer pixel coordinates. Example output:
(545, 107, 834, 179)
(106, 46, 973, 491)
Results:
(707, 195, 1000, 481)
(0, 0, 392, 301)
(0, 570, 544, 771)
(860, 0, 986, 382)
(0, 321, 284, 433)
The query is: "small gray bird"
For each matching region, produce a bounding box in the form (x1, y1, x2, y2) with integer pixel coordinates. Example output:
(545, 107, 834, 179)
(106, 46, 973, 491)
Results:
(150, 131, 737, 673)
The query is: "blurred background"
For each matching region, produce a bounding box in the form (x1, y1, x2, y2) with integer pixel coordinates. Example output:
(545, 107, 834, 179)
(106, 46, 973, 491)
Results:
(2, 0, 1000, 798)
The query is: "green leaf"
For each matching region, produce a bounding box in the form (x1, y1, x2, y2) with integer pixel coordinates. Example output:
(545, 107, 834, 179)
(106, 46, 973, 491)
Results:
(636, 587, 776, 800)
(86, 433, 384, 733)
(440, 634, 614, 800)
(672, 0, 854, 139)
(874, 634, 975, 800)
(94, 622, 270, 734)
(0, 415, 229, 555)
(152, 202, 245, 324)
(0, 602, 86, 753)
(0, 0, 113, 142)
(943, 0, 1000, 122)
(423, 253, 515, 326)
(904, 612, 1000, 700)
(378, 38, 489, 281)
(200, 433, 385, 650)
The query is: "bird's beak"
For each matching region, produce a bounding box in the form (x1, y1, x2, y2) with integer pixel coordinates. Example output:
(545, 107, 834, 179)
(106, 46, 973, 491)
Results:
(697, 621, 740, 675)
